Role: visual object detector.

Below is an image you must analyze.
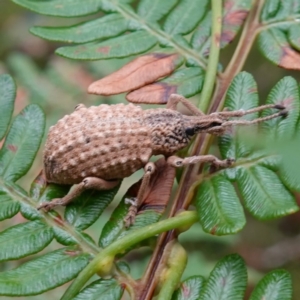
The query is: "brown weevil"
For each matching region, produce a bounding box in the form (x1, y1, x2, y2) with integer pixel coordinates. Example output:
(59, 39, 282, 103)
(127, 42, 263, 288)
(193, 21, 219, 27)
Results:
(38, 94, 288, 226)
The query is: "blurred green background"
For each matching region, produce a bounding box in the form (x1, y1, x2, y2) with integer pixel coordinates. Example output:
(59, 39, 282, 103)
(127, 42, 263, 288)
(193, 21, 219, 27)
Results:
(1, 1, 300, 299)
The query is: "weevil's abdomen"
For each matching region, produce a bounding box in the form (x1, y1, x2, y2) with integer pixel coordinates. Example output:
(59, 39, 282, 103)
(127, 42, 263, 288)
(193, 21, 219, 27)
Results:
(43, 103, 153, 184)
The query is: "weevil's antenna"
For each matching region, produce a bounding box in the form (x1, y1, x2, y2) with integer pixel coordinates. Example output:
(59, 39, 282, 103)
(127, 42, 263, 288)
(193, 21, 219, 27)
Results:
(221, 109, 288, 127)
(210, 103, 286, 119)
(205, 106, 288, 134)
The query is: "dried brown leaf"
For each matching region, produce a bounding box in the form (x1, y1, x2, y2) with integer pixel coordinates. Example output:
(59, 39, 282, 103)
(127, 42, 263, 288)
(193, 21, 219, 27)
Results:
(30, 169, 48, 200)
(126, 82, 177, 104)
(127, 158, 176, 214)
(279, 46, 300, 70)
(88, 53, 183, 95)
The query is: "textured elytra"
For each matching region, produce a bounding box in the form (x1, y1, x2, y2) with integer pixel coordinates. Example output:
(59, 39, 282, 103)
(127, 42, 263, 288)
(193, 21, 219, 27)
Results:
(44, 103, 190, 185)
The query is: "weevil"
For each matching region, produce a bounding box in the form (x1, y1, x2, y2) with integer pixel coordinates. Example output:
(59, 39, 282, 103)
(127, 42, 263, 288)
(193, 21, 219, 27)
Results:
(38, 94, 288, 226)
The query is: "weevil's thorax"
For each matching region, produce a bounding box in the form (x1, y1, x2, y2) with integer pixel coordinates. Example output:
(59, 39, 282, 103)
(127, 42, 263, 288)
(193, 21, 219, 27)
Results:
(143, 108, 191, 156)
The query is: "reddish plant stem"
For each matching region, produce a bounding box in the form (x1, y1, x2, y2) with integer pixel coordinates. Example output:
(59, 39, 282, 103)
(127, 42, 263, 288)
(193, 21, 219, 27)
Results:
(139, 1, 264, 299)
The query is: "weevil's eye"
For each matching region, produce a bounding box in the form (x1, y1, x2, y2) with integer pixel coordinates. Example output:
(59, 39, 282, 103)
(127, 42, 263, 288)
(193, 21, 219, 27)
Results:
(185, 127, 195, 137)
(210, 121, 222, 127)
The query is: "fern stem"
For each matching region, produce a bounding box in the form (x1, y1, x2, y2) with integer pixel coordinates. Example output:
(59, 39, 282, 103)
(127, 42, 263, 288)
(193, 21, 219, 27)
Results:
(61, 211, 198, 300)
(198, 0, 222, 111)
(140, 1, 265, 299)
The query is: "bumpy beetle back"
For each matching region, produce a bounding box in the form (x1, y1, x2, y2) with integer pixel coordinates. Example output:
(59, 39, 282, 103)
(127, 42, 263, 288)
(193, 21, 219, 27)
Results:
(44, 103, 153, 184)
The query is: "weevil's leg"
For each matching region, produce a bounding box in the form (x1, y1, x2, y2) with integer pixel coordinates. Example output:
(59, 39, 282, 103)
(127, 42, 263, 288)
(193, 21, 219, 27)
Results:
(38, 177, 120, 212)
(214, 103, 286, 118)
(220, 109, 288, 127)
(167, 155, 234, 168)
(74, 103, 86, 111)
(167, 94, 205, 116)
(124, 162, 156, 227)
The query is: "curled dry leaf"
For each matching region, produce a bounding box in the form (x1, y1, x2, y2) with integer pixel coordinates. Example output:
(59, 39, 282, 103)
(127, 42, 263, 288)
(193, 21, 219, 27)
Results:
(126, 82, 177, 104)
(126, 67, 204, 104)
(88, 53, 184, 95)
(127, 158, 176, 214)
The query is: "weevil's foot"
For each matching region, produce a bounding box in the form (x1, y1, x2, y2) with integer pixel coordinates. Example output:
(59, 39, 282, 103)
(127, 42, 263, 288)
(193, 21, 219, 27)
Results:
(225, 157, 235, 166)
(210, 158, 235, 173)
(125, 197, 138, 206)
(37, 198, 62, 212)
(124, 213, 136, 228)
(124, 198, 138, 228)
(74, 103, 86, 111)
(214, 157, 235, 168)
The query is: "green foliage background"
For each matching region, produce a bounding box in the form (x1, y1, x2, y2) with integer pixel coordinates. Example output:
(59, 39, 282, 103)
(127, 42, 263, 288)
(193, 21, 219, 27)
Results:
(1, 1, 300, 299)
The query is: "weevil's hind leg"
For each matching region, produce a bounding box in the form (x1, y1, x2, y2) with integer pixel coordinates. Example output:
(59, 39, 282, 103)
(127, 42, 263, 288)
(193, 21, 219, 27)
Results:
(38, 177, 120, 211)
(167, 155, 234, 169)
(167, 94, 205, 116)
(124, 162, 156, 227)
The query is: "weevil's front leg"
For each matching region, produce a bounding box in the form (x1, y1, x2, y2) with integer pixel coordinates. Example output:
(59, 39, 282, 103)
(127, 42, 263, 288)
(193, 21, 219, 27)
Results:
(167, 94, 205, 116)
(38, 177, 120, 211)
(167, 155, 234, 169)
(124, 162, 156, 227)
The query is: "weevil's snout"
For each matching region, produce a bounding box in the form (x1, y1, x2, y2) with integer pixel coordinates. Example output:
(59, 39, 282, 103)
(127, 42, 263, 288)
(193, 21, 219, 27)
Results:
(205, 120, 227, 136)
(184, 117, 225, 138)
